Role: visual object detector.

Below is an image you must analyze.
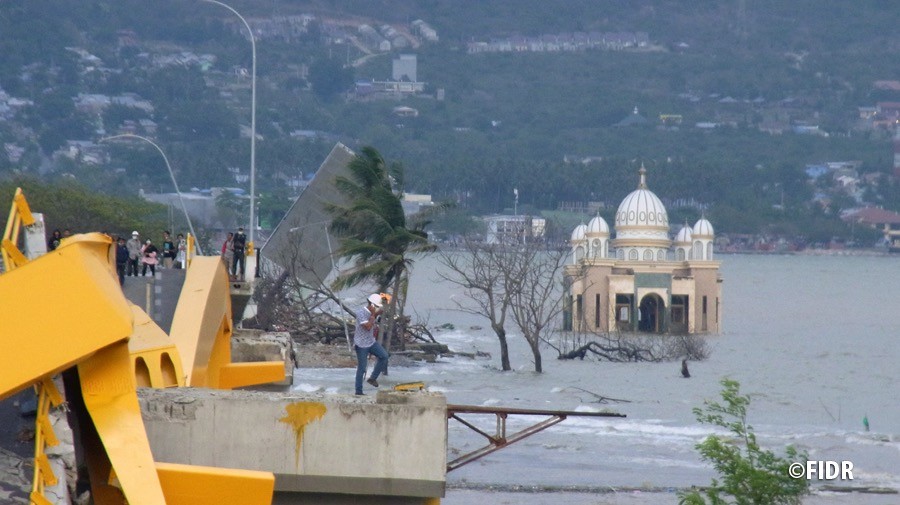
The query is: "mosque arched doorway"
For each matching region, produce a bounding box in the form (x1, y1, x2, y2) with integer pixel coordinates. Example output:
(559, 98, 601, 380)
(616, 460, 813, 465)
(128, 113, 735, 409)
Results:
(638, 293, 665, 333)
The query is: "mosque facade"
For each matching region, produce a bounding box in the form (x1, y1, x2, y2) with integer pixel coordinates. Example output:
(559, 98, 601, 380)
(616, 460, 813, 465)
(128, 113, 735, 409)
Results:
(564, 166, 722, 334)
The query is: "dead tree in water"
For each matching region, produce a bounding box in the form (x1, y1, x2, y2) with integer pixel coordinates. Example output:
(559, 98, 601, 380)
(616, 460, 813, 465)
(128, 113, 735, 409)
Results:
(550, 331, 710, 363)
(438, 239, 568, 373)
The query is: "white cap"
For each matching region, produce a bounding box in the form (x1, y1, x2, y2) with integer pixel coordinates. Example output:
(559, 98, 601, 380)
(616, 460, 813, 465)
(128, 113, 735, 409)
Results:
(132, 230, 139, 235)
(367, 294, 383, 307)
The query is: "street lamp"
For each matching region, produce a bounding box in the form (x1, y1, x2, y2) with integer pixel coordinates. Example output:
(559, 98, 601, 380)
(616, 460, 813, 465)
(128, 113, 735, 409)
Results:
(201, 0, 257, 251)
(100, 133, 202, 255)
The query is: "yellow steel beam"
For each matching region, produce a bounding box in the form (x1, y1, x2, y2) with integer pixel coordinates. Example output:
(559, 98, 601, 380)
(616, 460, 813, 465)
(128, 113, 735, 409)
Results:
(128, 304, 186, 388)
(78, 341, 167, 505)
(218, 362, 286, 390)
(0, 233, 132, 400)
(168, 256, 232, 387)
(1, 238, 28, 268)
(156, 462, 274, 505)
(169, 256, 283, 389)
(13, 190, 35, 225)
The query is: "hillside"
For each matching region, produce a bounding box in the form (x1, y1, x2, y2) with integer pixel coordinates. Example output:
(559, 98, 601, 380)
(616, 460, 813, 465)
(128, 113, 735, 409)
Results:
(0, 0, 898, 242)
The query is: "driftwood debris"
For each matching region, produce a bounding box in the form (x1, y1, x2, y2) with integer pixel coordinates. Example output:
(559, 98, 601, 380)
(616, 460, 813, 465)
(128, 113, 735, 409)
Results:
(564, 386, 632, 404)
(558, 340, 657, 362)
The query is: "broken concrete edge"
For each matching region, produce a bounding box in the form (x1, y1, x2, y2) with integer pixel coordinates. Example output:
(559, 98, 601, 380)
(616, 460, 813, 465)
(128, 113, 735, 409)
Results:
(231, 330, 295, 387)
(137, 387, 448, 499)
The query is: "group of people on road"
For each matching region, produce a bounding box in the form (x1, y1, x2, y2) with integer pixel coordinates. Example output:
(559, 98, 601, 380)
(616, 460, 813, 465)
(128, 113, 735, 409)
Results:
(114, 230, 187, 286)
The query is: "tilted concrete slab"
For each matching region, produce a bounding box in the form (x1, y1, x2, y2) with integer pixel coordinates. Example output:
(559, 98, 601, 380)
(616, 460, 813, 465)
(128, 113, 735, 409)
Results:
(138, 388, 446, 503)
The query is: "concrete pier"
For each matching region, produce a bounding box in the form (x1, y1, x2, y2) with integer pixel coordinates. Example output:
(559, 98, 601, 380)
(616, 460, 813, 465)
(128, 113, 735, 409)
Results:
(138, 388, 446, 504)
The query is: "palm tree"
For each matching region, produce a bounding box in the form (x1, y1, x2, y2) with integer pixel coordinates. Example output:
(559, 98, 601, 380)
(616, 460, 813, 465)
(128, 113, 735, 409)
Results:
(328, 146, 438, 367)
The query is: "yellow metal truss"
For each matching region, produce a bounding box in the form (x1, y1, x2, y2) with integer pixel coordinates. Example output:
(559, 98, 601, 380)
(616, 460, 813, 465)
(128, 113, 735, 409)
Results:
(0, 235, 275, 504)
(169, 256, 284, 389)
(1, 187, 35, 271)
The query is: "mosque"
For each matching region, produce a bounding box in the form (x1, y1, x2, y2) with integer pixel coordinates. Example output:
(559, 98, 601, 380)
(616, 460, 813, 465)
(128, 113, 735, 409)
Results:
(564, 166, 722, 335)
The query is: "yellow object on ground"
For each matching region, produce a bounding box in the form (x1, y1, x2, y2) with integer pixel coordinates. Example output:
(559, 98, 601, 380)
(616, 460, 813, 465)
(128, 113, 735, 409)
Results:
(394, 382, 426, 392)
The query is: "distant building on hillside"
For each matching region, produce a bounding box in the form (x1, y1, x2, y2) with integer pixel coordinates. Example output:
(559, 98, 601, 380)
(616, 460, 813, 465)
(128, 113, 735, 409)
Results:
(392, 54, 417, 82)
(483, 215, 546, 244)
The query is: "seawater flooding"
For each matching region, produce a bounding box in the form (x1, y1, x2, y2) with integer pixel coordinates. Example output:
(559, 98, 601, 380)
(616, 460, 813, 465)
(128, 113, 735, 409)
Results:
(293, 254, 900, 504)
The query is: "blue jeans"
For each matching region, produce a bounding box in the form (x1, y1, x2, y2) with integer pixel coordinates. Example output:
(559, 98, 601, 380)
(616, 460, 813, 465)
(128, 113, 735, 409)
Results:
(355, 342, 389, 394)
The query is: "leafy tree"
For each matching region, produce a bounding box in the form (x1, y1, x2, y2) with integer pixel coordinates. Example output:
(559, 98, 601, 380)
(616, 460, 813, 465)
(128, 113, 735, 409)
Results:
(214, 189, 246, 229)
(328, 146, 439, 366)
(308, 57, 354, 101)
(0, 177, 168, 240)
(679, 379, 809, 505)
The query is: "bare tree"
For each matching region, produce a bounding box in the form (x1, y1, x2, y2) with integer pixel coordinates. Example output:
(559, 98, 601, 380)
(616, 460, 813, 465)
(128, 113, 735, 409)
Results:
(438, 239, 569, 373)
(252, 229, 435, 349)
(437, 240, 516, 371)
(250, 228, 356, 348)
(506, 244, 569, 373)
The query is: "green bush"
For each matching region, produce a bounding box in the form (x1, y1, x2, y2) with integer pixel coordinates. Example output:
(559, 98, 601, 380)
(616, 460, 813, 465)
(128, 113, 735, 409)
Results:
(679, 379, 810, 505)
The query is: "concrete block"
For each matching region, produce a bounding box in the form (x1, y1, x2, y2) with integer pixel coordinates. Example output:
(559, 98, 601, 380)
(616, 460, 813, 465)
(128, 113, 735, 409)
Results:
(138, 388, 447, 502)
(232, 330, 294, 387)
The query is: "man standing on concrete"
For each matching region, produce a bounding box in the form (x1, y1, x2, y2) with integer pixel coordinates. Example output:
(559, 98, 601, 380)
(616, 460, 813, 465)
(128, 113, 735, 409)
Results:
(353, 294, 389, 395)
(126, 231, 142, 277)
(232, 227, 247, 280)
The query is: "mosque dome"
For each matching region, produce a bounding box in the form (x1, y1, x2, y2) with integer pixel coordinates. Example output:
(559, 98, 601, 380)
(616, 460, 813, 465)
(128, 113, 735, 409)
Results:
(570, 223, 587, 242)
(615, 167, 668, 232)
(692, 218, 714, 237)
(674, 224, 693, 245)
(585, 215, 610, 236)
(614, 166, 669, 241)
(612, 166, 672, 261)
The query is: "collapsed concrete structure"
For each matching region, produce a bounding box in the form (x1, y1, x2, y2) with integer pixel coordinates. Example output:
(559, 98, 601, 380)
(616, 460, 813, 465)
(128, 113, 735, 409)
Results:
(139, 388, 446, 505)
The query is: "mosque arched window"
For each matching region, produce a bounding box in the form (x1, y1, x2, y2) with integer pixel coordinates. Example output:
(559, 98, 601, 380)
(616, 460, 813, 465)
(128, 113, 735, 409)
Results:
(707, 242, 713, 260)
(643, 250, 653, 261)
(629, 249, 638, 260)
(693, 241, 703, 260)
(657, 250, 665, 261)
(676, 249, 685, 261)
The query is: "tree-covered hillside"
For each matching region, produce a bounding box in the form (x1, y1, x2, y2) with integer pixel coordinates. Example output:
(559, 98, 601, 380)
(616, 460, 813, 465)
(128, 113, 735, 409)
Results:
(0, 1, 898, 243)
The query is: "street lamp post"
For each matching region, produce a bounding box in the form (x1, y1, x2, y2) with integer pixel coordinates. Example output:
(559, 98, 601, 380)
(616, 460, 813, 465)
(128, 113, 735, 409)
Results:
(100, 134, 202, 255)
(201, 0, 257, 251)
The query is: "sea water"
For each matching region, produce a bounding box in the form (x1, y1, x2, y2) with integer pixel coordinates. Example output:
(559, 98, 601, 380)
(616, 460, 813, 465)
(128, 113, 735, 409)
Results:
(293, 254, 900, 503)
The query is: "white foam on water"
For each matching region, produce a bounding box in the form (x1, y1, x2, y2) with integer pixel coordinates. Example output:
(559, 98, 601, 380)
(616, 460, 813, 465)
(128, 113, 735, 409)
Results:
(293, 382, 325, 393)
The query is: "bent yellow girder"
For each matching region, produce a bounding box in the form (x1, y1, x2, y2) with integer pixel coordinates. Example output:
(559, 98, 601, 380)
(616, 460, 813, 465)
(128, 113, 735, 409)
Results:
(129, 304, 186, 388)
(0, 233, 274, 505)
(169, 256, 283, 389)
(1, 187, 35, 272)
(0, 233, 131, 400)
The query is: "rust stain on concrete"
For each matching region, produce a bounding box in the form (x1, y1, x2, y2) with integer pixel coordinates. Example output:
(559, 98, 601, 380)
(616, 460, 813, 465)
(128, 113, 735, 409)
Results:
(279, 402, 327, 466)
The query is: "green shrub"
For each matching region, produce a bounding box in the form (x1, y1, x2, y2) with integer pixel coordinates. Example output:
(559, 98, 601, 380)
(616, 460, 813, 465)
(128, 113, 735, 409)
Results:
(679, 379, 810, 505)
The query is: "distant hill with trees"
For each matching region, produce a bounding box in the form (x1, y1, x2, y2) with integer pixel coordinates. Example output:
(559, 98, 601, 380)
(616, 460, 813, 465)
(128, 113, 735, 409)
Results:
(0, 1, 898, 243)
